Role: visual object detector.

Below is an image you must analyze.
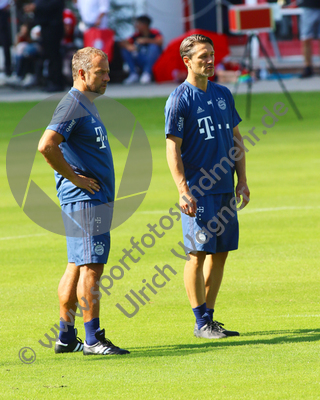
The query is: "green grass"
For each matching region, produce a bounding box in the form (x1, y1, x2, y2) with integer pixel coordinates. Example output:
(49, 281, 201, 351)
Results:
(1, 91, 320, 400)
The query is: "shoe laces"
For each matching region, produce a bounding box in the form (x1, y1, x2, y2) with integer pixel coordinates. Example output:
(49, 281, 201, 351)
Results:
(76, 336, 83, 344)
(211, 320, 225, 332)
(100, 336, 118, 349)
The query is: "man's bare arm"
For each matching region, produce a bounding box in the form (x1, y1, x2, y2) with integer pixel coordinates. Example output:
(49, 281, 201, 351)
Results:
(135, 36, 163, 47)
(233, 125, 250, 209)
(166, 134, 197, 217)
(38, 129, 100, 195)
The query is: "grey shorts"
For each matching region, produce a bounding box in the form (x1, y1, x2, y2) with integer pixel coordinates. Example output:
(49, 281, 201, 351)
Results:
(300, 8, 320, 40)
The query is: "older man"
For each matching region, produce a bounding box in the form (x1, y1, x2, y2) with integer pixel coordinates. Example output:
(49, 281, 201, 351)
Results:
(38, 47, 129, 355)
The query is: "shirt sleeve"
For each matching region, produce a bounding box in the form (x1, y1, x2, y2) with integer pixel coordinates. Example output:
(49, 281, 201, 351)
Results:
(232, 103, 242, 128)
(164, 91, 187, 139)
(227, 88, 242, 128)
(150, 28, 163, 40)
(47, 96, 80, 141)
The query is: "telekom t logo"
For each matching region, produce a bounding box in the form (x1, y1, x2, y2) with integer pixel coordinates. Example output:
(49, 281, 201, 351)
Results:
(197, 116, 215, 140)
(95, 126, 107, 149)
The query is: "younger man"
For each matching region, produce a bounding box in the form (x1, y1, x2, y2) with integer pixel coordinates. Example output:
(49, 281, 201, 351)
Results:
(165, 35, 250, 339)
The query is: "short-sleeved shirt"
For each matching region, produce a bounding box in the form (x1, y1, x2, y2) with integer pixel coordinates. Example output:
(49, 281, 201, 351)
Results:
(47, 87, 115, 206)
(164, 80, 241, 196)
(129, 28, 162, 49)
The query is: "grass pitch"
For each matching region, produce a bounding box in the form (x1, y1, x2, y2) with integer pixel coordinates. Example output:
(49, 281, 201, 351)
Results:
(0, 91, 320, 400)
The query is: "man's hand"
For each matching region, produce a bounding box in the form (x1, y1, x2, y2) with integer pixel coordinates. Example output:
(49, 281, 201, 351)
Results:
(73, 175, 100, 195)
(180, 192, 197, 217)
(135, 37, 149, 45)
(38, 129, 101, 195)
(236, 181, 250, 210)
(127, 43, 137, 52)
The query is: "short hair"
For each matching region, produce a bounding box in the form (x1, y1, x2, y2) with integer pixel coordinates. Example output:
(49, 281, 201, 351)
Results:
(72, 47, 108, 81)
(180, 34, 214, 60)
(136, 15, 152, 26)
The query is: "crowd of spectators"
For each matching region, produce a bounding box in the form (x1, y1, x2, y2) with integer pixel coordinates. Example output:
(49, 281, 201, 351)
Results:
(1, 1, 318, 89)
(0, 0, 163, 91)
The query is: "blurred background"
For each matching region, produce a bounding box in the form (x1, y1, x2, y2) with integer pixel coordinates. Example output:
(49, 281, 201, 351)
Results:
(0, 0, 319, 90)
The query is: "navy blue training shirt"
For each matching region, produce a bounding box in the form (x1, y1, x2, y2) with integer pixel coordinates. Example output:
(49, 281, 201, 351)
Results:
(47, 87, 115, 205)
(165, 80, 242, 196)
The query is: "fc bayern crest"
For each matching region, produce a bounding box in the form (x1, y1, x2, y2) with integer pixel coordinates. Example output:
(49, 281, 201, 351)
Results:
(217, 97, 227, 110)
(94, 242, 105, 255)
(196, 230, 207, 244)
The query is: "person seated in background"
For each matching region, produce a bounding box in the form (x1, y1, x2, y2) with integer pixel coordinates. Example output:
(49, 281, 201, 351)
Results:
(74, 0, 109, 31)
(6, 22, 42, 88)
(120, 15, 163, 85)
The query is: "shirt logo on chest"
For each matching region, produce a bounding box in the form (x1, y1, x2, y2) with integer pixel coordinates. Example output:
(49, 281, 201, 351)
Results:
(95, 126, 107, 149)
(197, 106, 205, 114)
(197, 116, 215, 140)
(216, 97, 227, 110)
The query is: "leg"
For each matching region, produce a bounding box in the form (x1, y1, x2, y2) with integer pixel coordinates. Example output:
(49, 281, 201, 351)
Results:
(203, 252, 228, 310)
(121, 48, 140, 84)
(41, 23, 64, 90)
(78, 263, 130, 355)
(121, 48, 137, 74)
(200, 194, 240, 336)
(59, 201, 129, 354)
(77, 263, 104, 323)
(0, 9, 12, 76)
(58, 262, 80, 322)
(142, 44, 162, 74)
(55, 262, 84, 352)
(299, 8, 315, 78)
(202, 251, 239, 337)
(138, 44, 162, 83)
(302, 39, 312, 68)
(186, 252, 228, 339)
(184, 251, 206, 308)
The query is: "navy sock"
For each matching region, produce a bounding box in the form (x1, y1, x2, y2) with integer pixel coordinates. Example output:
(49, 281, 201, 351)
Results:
(58, 320, 76, 344)
(206, 308, 214, 321)
(192, 303, 211, 329)
(84, 318, 100, 345)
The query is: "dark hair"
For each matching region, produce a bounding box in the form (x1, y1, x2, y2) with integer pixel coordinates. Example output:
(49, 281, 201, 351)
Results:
(136, 15, 152, 26)
(180, 34, 214, 60)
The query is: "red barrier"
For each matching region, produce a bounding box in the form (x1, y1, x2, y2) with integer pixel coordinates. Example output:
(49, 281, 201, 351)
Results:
(153, 29, 229, 83)
(84, 28, 115, 62)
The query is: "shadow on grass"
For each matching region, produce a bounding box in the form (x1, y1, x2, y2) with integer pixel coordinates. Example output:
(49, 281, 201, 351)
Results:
(83, 328, 320, 361)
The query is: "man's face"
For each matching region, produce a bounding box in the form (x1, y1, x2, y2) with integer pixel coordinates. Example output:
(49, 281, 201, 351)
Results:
(85, 55, 110, 95)
(185, 42, 215, 78)
(135, 21, 149, 34)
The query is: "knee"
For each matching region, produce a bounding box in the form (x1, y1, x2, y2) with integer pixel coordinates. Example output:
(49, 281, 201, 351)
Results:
(121, 48, 133, 58)
(219, 252, 229, 264)
(81, 264, 104, 281)
(186, 252, 206, 270)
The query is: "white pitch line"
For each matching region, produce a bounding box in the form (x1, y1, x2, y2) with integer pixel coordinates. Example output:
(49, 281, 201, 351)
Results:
(273, 315, 320, 318)
(241, 205, 320, 215)
(0, 233, 47, 241)
(138, 205, 320, 215)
